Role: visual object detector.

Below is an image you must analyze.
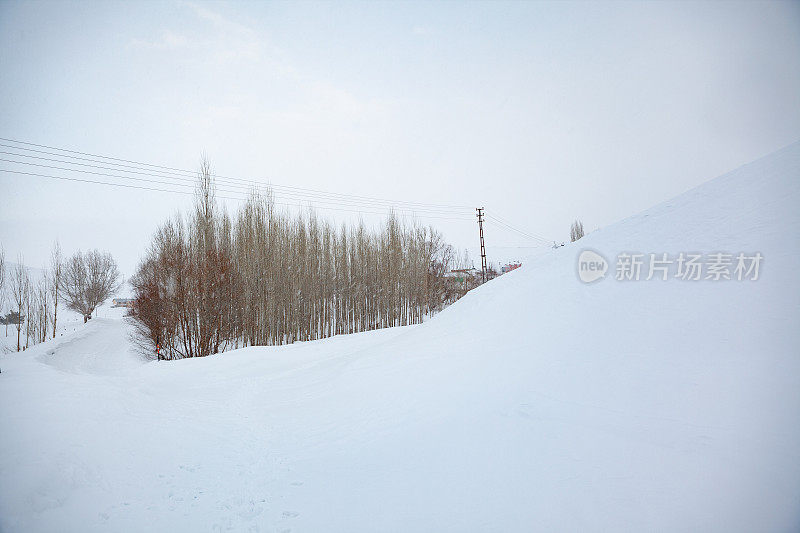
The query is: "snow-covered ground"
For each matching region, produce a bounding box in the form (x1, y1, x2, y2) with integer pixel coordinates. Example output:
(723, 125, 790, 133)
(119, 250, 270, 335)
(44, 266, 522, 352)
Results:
(1, 298, 123, 355)
(1, 142, 799, 532)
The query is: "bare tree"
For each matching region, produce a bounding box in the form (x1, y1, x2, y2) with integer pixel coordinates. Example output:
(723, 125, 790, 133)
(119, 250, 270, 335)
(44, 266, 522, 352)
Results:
(50, 241, 62, 337)
(61, 253, 89, 322)
(36, 274, 51, 344)
(9, 259, 28, 351)
(62, 250, 122, 322)
(85, 250, 122, 318)
(570, 219, 585, 242)
(0, 246, 5, 336)
(129, 255, 165, 359)
(24, 272, 35, 350)
(23, 272, 48, 348)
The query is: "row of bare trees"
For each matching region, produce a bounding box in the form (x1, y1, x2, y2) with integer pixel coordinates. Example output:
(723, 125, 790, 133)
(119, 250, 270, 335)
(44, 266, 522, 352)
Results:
(0, 243, 121, 352)
(0, 244, 61, 352)
(130, 162, 471, 360)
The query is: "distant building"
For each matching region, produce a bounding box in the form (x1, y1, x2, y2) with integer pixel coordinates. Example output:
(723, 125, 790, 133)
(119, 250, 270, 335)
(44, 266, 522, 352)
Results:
(501, 262, 522, 274)
(446, 268, 478, 293)
(112, 298, 135, 308)
(446, 268, 477, 281)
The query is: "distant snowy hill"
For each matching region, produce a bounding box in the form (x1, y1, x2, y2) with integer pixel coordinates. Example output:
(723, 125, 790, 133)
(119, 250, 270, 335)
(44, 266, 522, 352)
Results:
(1, 142, 799, 532)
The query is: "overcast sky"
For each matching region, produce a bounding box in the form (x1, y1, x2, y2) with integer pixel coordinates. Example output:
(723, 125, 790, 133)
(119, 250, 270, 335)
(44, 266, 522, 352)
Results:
(1, 0, 799, 278)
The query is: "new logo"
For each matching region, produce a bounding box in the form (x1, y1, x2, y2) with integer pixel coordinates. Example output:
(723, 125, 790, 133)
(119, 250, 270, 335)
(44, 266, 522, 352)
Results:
(577, 249, 608, 283)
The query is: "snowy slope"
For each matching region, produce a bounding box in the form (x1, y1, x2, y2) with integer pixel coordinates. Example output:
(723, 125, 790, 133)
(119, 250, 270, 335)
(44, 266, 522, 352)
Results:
(1, 142, 799, 532)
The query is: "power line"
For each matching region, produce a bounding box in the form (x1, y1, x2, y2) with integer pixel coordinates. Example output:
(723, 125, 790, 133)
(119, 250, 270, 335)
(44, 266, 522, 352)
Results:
(0, 156, 473, 216)
(0, 168, 475, 221)
(487, 213, 553, 242)
(0, 158, 469, 220)
(0, 144, 471, 214)
(485, 222, 549, 247)
(489, 214, 552, 243)
(0, 137, 558, 239)
(485, 214, 552, 244)
(486, 222, 549, 245)
(0, 137, 473, 211)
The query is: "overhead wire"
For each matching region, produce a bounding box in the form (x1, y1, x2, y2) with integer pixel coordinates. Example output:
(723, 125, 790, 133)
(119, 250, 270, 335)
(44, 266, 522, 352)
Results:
(484, 223, 550, 248)
(0, 168, 475, 220)
(0, 137, 472, 211)
(0, 137, 559, 237)
(485, 214, 552, 245)
(0, 156, 474, 216)
(0, 147, 470, 214)
(487, 213, 553, 242)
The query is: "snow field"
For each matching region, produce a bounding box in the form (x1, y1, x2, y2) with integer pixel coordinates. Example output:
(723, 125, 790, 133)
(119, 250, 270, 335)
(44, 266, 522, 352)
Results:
(1, 142, 799, 531)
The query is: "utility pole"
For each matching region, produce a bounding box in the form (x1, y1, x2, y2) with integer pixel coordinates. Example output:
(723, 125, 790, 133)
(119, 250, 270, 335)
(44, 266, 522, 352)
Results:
(476, 207, 487, 283)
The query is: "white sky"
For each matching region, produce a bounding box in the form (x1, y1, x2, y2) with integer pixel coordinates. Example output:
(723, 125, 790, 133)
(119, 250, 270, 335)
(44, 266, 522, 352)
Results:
(1, 0, 799, 277)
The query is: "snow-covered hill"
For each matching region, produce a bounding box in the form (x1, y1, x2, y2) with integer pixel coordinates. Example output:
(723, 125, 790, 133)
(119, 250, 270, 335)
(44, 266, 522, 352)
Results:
(1, 142, 799, 532)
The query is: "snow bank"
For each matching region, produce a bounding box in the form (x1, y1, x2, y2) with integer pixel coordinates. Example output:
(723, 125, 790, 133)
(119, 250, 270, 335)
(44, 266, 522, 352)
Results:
(1, 142, 799, 532)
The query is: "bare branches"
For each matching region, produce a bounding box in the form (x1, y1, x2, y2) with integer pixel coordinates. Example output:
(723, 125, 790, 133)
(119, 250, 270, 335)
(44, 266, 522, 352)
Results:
(9, 258, 28, 351)
(130, 158, 469, 359)
(50, 241, 62, 338)
(0, 245, 5, 318)
(62, 252, 89, 320)
(61, 250, 122, 322)
(196, 155, 215, 223)
(570, 220, 585, 242)
(1, 245, 117, 350)
(85, 250, 122, 314)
